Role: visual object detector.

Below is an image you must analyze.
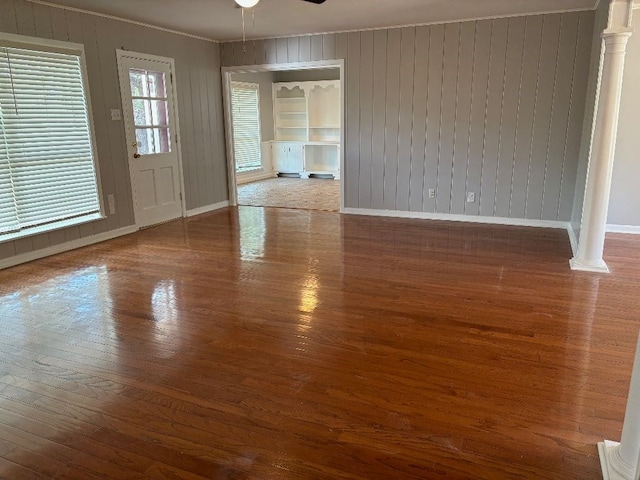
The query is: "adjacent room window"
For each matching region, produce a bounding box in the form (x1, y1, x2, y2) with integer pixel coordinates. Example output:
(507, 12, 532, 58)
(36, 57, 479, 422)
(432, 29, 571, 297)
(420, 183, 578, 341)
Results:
(231, 82, 262, 174)
(0, 35, 102, 242)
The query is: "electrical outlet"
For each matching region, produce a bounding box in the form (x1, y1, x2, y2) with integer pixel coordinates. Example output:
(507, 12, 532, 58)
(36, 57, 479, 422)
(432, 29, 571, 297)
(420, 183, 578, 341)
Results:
(110, 109, 122, 121)
(428, 189, 436, 199)
(107, 194, 116, 215)
(466, 192, 476, 203)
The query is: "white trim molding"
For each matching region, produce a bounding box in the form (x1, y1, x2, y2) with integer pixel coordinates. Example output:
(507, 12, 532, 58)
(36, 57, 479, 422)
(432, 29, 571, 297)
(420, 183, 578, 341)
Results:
(342, 208, 569, 229)
(0, 225, 138, 271)
(26, 0, 218, 43)
(607, 224, 640, 234)
(225, 6, 596, 43)
(186, 201, 230, 218)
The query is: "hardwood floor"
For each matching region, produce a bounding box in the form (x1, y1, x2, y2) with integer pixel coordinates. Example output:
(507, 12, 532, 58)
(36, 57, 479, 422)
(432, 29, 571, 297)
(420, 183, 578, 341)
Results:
(0, 206, 638, 479)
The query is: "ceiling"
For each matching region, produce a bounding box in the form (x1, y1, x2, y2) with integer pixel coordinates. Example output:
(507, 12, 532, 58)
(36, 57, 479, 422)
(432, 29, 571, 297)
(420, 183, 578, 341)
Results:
(36, 0, 599, 42)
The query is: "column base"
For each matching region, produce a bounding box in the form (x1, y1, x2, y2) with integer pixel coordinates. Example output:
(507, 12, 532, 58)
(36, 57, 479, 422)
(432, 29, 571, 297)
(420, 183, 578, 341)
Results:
(599, 440, 636, 480)
(570, 257, 610, 273)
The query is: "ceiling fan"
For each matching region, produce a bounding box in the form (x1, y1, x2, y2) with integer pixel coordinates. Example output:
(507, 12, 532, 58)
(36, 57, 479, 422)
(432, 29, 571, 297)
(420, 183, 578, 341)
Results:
(235, 0, 326, 6)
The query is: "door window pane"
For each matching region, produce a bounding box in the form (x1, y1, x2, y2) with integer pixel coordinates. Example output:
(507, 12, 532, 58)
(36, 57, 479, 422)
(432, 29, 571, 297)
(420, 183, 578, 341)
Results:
(151, 100, 169, 126)
(147, 72, 167, 98)
(135, 129, 151, 155)
(133, 99, 151, 126)
(135, 128, 171, 155)
(130, 70, 147, 97)
(129, 68, 172, 155)
(154, 128, 171, 153)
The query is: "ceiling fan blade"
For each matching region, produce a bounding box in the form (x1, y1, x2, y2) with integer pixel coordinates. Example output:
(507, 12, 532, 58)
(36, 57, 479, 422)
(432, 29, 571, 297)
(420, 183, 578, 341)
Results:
(301, 0, 327, 3)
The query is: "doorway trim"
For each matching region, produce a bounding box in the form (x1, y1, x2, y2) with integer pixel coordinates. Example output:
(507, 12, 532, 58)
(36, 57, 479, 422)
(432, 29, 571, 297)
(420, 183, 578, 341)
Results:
(221, 59, 345, 213)
(116, 49, 187, 227)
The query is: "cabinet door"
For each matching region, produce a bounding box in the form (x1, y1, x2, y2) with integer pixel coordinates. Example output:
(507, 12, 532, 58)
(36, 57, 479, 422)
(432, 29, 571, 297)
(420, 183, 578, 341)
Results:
(288, 144, 305, 172)
(272, 143, 290, 172)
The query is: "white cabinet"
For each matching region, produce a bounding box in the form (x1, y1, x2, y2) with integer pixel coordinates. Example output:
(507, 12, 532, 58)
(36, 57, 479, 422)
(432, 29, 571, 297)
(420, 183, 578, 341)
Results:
(272, 142, 304, 174)
(304, 144, 340, 180)
(272, 80, 341, 179)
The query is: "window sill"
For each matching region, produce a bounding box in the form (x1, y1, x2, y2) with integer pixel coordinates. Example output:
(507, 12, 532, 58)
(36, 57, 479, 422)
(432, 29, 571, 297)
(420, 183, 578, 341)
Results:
(0, 212, 106, 244)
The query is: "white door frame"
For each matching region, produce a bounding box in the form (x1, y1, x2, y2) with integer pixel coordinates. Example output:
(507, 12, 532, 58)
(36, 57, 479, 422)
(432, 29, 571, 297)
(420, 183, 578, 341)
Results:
(221, 59, 345, 213)
(116, 49, 187, 227)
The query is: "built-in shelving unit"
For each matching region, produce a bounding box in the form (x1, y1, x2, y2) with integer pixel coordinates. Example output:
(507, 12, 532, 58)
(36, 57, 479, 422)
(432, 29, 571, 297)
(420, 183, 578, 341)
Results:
(271, 80, 341, 179)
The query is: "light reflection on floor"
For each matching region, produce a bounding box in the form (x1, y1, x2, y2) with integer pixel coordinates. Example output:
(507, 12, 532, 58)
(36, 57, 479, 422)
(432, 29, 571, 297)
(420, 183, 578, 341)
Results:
(0, 265, 115, 344)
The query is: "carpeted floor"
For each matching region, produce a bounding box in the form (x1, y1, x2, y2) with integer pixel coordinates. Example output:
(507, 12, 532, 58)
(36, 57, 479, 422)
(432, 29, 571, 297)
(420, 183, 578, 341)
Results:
(237, 177, 340, 212)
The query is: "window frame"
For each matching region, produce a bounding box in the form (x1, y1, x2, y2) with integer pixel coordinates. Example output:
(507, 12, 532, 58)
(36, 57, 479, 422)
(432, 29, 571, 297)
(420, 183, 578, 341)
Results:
(0, 32, 105, 244)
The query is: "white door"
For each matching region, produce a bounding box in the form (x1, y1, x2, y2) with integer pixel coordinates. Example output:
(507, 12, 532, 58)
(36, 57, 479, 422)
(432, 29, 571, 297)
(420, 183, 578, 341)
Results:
(117, 51, 184, 228)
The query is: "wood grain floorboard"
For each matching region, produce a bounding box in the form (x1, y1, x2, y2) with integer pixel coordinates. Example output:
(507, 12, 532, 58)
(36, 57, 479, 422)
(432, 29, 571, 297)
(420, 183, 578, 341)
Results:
(0, 206, 638, 479)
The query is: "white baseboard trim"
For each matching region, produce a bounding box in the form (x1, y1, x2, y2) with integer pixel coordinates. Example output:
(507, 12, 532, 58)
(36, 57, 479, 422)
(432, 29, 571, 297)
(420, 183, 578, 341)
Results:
(0, 225, 138, 270)
(567, 223, 579, 256)
(342, 208, 569, 230)
(607, 224, 640, 234)
(237, 170, 276, 185)
(186, 201, 230, 218)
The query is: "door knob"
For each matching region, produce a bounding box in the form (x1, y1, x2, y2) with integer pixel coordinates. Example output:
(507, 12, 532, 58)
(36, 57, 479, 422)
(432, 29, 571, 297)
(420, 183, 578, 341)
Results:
(133, 153, 141, 159)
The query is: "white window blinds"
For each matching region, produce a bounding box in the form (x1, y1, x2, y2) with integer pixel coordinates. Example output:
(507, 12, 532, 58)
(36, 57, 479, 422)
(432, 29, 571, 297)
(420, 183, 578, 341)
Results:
(231, 82, 262, 173)
(0, 44, 101, 237)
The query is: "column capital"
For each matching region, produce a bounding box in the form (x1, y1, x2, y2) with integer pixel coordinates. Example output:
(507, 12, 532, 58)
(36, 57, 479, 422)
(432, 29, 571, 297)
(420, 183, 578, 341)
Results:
(602, 28, 633, 52)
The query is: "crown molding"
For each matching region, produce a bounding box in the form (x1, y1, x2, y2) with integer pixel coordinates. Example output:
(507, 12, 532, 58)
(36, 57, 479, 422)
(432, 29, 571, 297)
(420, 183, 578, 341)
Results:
(25, 0, 602, 45)
(222, 6, 597, 43)
(26, 0, 218, 43)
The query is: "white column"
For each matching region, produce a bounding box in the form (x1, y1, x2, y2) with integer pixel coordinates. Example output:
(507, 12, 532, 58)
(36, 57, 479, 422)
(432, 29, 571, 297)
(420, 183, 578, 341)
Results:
(571, 29, 632, 273)
(599, 332, 640, 480)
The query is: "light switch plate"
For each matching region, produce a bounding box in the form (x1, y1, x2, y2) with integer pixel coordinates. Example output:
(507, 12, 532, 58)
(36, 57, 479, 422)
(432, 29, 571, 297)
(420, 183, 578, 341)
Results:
(110, 109, 122, 121)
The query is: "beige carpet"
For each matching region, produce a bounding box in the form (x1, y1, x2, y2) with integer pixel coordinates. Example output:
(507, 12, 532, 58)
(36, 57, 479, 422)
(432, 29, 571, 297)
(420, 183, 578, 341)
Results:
(237, 177, 340, 212)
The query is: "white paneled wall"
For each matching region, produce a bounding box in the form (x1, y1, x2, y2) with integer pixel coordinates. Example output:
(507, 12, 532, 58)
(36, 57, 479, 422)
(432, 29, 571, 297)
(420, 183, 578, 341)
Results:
(222, 12, 595, 222)
(0, 0, 227, 262)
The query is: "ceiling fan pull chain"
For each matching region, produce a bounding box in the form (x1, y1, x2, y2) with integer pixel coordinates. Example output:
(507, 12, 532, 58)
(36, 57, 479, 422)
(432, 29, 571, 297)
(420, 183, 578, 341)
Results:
(241, 7, 247, 53)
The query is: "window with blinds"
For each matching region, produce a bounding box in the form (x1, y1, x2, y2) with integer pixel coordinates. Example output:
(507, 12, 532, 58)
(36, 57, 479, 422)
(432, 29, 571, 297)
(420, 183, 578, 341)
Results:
(231, 82, 262, 174)
(0, 36, 101, 241)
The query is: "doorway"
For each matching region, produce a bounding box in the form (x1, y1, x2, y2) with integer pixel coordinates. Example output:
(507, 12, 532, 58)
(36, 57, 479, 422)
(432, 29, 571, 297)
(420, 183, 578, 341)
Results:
(222, 60, 344, 213)
(116, 50, 186, 228)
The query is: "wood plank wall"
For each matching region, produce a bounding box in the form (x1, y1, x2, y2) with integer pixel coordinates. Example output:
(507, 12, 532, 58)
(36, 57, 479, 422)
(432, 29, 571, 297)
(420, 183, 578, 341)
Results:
(222, 12, 595, 221)
(0, 0, 227, 261)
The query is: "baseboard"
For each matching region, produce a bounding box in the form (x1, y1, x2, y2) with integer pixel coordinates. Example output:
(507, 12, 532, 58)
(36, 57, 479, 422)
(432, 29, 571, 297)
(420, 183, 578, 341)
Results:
(607, 224, 640, 234)
(342, 208, 569, 230)
(567, 223, 579, 256)
(186, 201, 230, 217)
(0, 225, 138, 270)
(237, 170, 276, 185)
